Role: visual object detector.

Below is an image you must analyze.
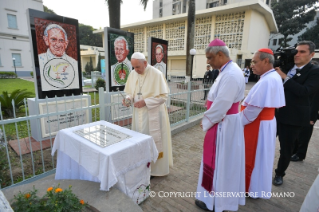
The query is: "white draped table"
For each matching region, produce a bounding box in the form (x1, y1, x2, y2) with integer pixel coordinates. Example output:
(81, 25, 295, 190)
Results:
(51, 121, 158, 204)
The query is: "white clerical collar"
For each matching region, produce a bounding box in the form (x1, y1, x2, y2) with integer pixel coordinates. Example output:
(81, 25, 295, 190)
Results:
(47, 48, 67, 60)
(260, 69, 275, 78)
(140, 64, 150, 75)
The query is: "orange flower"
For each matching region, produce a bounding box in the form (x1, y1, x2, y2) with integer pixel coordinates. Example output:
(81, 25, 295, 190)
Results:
(47, 187, 53, 192)
(25, 193, 31, 199)
(55, 188, 63, 193)
(80, 199, 84, 205)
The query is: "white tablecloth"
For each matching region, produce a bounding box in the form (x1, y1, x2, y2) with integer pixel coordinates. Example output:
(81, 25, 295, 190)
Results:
(52, 121, 158, 203)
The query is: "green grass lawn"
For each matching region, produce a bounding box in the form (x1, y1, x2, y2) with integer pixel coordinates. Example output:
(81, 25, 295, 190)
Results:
(0, 78, 99, 105)
(0, 79, 36, 96)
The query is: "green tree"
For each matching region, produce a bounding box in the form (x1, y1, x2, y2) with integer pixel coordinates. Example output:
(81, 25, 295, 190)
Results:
(43, 6, 102, 47)
(43, 5, 57, 14)
(96, 54, 102, 72)
(105, 0, 149, 29)
(272, 0, 317, 47)
(89, 57, 94, 73)
(299, 18, 319, 48)
(84, 62, 90, 75)
(78, 24, 103, 47)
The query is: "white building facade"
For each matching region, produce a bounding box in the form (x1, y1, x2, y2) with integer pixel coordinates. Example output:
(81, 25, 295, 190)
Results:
(95, 0, 277, 78)
(153, 0, 273, 19)
(0, 0, 43, 77)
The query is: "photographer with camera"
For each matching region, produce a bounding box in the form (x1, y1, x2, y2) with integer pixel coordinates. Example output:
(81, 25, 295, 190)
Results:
(273, 41, 319, 186)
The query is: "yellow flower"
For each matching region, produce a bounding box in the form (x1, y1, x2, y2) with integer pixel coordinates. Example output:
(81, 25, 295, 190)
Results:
(25, 193, 31, 199)
(47, 187, 53, 192)
(80, 199, 84, 205)
(55, 188, 63, 193)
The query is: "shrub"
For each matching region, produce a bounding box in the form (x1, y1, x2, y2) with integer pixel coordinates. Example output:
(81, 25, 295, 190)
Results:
(0, 72, 17, 79)
(11, 185, 87, 212)
(30, 72, 34, 78)
(94, 78, 106, 91)
(0, 89, 34, 117)
(0, 144, 9, 188)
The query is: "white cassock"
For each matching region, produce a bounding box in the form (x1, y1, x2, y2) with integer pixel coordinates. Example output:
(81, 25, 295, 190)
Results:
(196, 62, 246, 212)
(124, 64, 173, 176)
(240, 70, 285, 199)
(300, 170, 319, 212)
(111, 57, 132, 86)
(153, 61, 167, 78)
(38, 49, 79, 91)
(244, 68, 250, 84)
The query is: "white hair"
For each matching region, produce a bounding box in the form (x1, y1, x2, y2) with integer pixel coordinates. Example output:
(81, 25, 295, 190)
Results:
(205, 46, 230, 58)
(44, 24, 67, 40)
(155, 44, 164, 53)
(114, 36, 129, 50)
(258, 52, 275, 65)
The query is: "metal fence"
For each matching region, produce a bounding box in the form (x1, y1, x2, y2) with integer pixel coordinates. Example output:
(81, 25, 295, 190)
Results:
(0, 83, 208, 189)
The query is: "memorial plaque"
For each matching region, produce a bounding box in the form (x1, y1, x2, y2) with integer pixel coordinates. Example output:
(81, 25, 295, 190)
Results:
(74, 125, 131, 148)
(39, 98, 89, 138)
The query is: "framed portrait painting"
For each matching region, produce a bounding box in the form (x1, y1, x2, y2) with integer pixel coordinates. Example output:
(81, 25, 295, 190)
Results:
(148, 37, 168, 79)
(104, 27, 134, 92)
(27, 9, 82, 99)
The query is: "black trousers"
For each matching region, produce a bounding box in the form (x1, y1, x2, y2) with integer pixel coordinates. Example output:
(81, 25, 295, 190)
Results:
(293, 123, 314, 160)
(275, 122, 302, 177)
(203, 83, 210, 100)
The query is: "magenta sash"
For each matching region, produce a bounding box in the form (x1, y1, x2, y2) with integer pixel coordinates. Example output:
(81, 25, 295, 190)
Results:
(202, 101, 239, 192)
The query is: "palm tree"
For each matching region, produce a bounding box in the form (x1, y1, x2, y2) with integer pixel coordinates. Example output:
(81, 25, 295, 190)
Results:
(105, 0, 149, 29)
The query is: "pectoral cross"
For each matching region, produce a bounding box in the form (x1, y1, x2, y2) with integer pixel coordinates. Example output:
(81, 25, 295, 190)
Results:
(137, 92, 142, 99)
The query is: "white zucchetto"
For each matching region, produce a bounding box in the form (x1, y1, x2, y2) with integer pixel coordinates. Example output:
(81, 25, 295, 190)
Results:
(131, 52, 146, 60)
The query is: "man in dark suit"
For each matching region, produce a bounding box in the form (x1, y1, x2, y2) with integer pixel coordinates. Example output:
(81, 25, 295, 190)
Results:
(273, 41, 319, 186)
(202, 65, 214, 100)
(291, 83, 319, 161)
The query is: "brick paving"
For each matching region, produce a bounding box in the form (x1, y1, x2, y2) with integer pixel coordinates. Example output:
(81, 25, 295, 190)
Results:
(140, 113, 319, 212)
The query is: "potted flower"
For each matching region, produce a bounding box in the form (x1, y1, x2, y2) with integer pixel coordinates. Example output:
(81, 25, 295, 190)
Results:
(11, 184, 98, 212)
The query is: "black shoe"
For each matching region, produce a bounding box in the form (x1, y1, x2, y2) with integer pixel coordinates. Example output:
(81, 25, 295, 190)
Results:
(291, 154, 304, 162)
(273, 175, 283, 186)
(195, 199, 213, 211)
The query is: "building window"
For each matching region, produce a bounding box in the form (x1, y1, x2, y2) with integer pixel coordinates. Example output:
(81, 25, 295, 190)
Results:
(279, 38, 284, 45)
(172, 2, 181, 15)
(159, 8, 163, 17)
(159, 0, 163, 7)
(12, 53, 22, 66)
(273, 39, 277, 45)
(0, 55, 2, 66)
(224, 0, 227, 4)
(266, 0, 270, 5)
(207, 1, 219, 8)
(7, 14, 18, 29)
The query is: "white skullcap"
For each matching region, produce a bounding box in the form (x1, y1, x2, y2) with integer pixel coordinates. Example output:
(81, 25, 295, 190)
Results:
(131, 52, 146, 60)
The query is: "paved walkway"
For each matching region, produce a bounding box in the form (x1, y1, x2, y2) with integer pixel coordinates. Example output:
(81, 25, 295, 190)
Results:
(141, 116, 319, 212)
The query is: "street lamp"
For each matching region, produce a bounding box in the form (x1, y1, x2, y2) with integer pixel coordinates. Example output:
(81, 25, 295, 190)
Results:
(12, 58, 17, 77)
(190, 48, 196, 81)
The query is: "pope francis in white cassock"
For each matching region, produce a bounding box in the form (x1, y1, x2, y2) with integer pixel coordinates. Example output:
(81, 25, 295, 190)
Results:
(124, 52, 173, 176)
(195, 39, 246, 212)
(240, 48, 285, 199)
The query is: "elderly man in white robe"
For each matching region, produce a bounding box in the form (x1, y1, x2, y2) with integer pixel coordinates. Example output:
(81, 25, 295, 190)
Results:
(122, 52, 173, 177)
(195, 38, 246, 212)
(240, 48, 285, 199)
